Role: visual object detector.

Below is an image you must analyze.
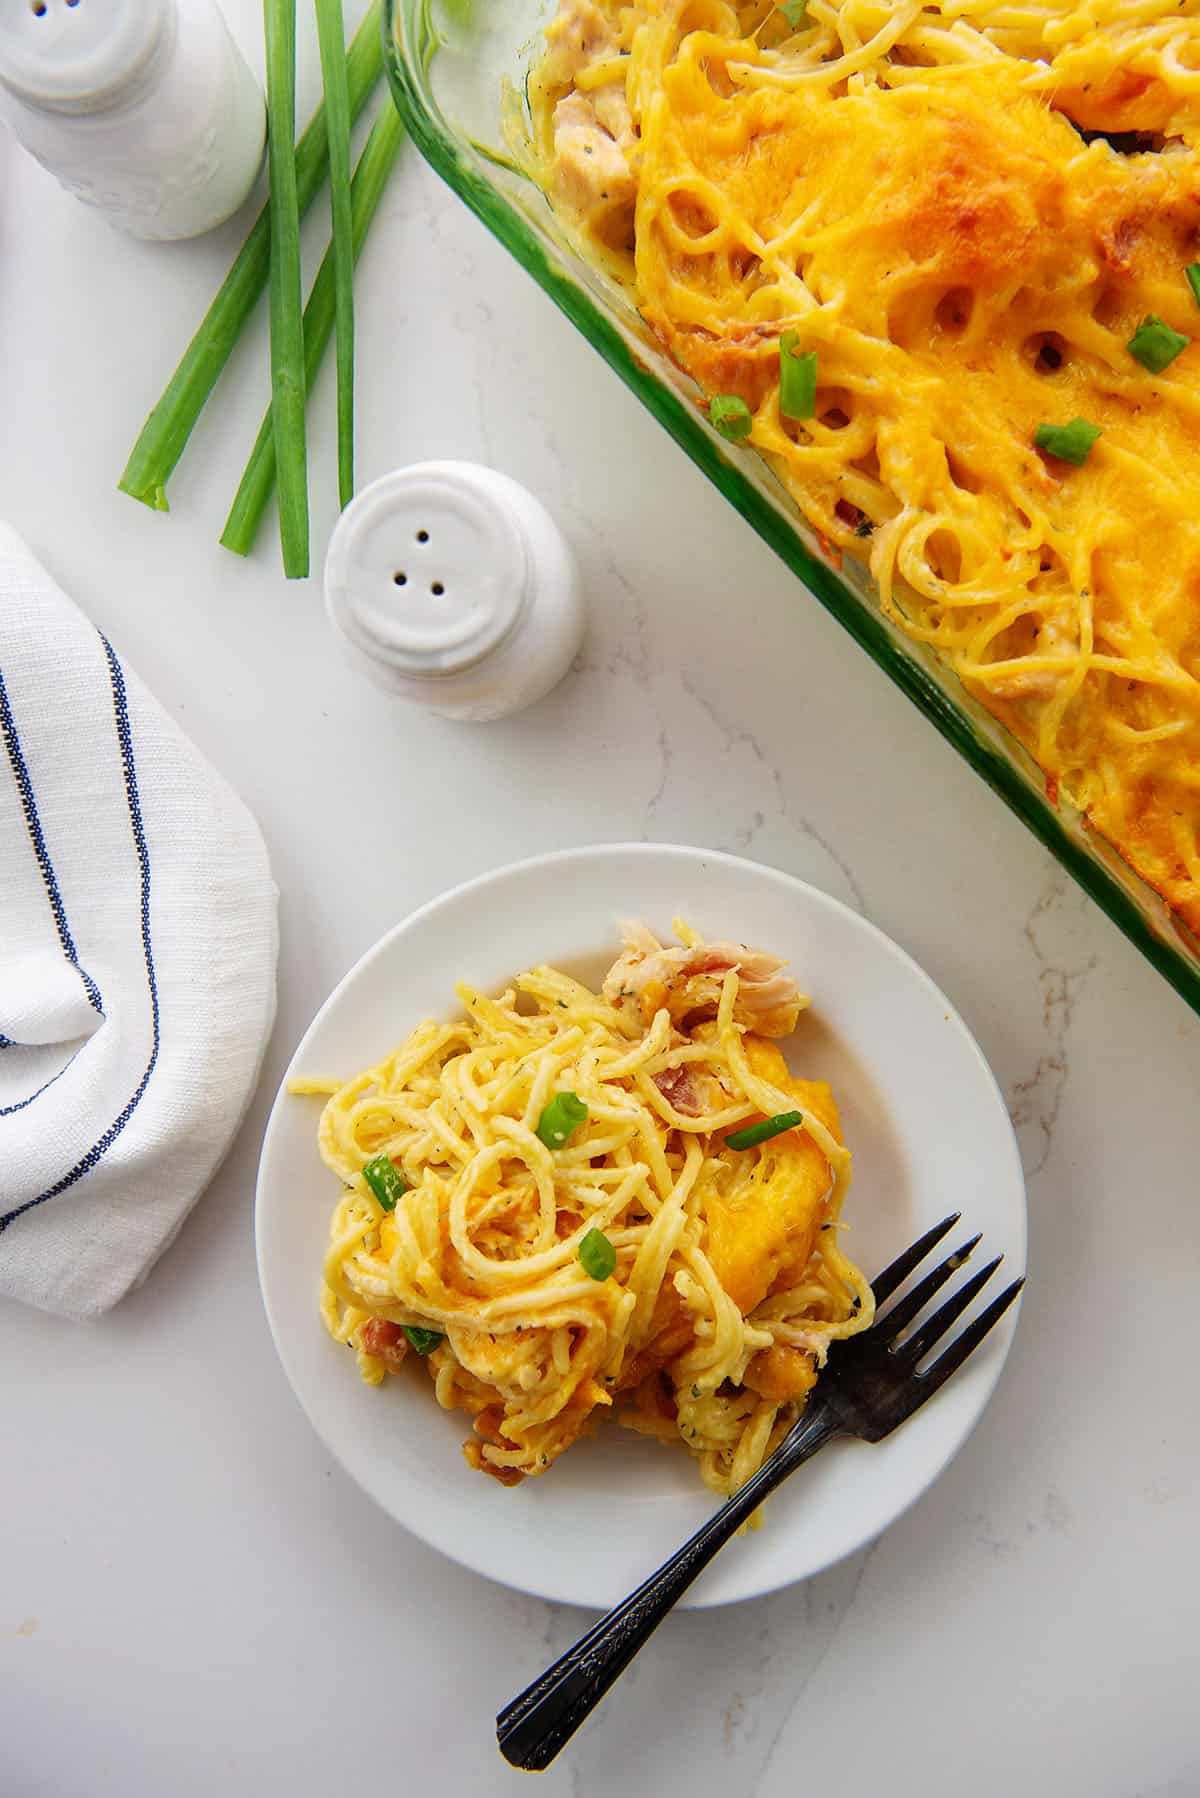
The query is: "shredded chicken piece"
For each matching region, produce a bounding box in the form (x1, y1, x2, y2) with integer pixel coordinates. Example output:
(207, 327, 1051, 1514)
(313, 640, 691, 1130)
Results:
(551, 93, 636, 219)
(604, 926, 805, 1037)
(541, 0, 616, 88)
(542, 1, 636, 228)
(593, 85, 634, 145)
(619, 919, 660, 956)
(986, 608, 1078, 700)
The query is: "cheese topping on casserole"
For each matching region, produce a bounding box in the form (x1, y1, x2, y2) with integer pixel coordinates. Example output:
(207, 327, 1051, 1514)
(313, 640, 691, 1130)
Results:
(529, 0, 1200, 931)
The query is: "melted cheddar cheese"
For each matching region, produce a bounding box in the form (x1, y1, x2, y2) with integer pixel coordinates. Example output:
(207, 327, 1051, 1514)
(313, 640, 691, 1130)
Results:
(531, 0, 1200, 931)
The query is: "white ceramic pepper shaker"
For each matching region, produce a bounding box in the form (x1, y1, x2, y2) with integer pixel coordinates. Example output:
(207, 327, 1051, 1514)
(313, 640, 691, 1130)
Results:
(324, 461, 587, 723)
(0, 0, 265, 242)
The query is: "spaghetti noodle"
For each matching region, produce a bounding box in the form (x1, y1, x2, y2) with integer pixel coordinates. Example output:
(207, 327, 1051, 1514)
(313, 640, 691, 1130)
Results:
(529, 0, 1200, 931)
(302, 922, 873, 1498)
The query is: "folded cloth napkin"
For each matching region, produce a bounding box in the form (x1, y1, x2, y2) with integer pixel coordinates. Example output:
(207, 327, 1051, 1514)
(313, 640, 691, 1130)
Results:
(0, 525, 277, 1319)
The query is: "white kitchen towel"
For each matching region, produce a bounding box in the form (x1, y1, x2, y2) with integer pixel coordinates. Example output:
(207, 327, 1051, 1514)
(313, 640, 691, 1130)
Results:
(0, 524, 278, 1319)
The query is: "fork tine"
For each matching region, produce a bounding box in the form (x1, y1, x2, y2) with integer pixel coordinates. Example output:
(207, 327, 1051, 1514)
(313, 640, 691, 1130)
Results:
(907, 1277, 1025, 1406)
(910, 1272, 1021, 1380)
(869, 1214, 961, 1306)
(877, 1234, 982, 1339)
(895, 1255, 1004, 1365)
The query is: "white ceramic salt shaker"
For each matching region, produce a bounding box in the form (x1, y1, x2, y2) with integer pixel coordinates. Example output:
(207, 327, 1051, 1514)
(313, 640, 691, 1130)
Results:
(324, 462, 587, 723)
(0, 0, 264, 241)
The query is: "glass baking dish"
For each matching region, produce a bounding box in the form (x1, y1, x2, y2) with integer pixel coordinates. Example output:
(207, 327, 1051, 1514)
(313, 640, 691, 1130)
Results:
(383, 0, 1200, 1017)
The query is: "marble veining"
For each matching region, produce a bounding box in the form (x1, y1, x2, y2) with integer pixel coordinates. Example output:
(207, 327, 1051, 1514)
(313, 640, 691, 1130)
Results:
(1007, 869, 1098, 1177)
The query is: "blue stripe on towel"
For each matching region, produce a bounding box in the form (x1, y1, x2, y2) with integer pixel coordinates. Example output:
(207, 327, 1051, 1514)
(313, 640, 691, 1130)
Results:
(0, 1047, 83, 1116)
(0, 662, 105, 1019)
(0, 638, 160, 1231)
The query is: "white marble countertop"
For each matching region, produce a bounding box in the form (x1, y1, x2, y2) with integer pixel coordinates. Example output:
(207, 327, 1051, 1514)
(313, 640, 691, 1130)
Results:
(2, 6, 1198, 1794)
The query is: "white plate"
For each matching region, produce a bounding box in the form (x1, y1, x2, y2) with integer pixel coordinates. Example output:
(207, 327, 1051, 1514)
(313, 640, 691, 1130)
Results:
(256, 844, 1025, 1609)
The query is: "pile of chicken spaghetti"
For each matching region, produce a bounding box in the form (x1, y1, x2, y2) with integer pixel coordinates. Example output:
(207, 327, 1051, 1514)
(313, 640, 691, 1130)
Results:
(528, 0, 1200, 931)
(303, 922, 872, 1498)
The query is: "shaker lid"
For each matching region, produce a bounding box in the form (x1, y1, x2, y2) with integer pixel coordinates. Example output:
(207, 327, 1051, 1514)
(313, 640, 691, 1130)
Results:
(0, 0, 170, 113)
(325, 462, 533, 680)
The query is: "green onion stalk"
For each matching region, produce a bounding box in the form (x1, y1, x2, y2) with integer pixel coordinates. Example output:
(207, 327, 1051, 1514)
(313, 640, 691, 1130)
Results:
(1034, 419, 1101, 467)
(313, 0, 357, 511)
(725, 1111, 804, 1151)
(779, 330, 817, 419)
(221, 101, 404, 558)
(118, 0, 383, 515)
(534, 1091, 589, 1151)
(1126, 313, 1189, 374)
(263, 0, 310, 579)
(362, 1152, 409, 1211)
(578, 1227, 617, 1281)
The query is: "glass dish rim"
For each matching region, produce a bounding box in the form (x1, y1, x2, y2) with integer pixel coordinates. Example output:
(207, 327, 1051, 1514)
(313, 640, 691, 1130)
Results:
(382, 0, 1200, 1020)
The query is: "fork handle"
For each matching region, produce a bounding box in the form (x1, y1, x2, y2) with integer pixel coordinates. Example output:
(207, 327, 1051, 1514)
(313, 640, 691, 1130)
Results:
(496, 1403, 840, 1771)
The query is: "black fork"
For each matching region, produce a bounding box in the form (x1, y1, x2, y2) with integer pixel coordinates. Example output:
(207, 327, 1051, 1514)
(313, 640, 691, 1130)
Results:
(497, 1213, 1023, 1771)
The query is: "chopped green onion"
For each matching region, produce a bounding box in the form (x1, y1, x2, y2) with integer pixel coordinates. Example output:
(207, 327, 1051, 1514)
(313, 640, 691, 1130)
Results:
(221, 103, 404, 555)
(725, 1110, 804, 1151)
(779, 0, 809, 23)
(579, 1228, 617, 1281)
(536, 1091, 589, 1150)
(779, 331, 817, 419)
(362, 1153, 408, 1211)
(263, 0, 310, 578)
(118, 1, 384, 514)
(402, 1325, 443, 1355)
(1186, 264, 1200, 309)
(709, 394, 753, 441)
(1127, 313, 1189, 373)
(1034, 418, 1101, 466)
(314, 0, 356, 511)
